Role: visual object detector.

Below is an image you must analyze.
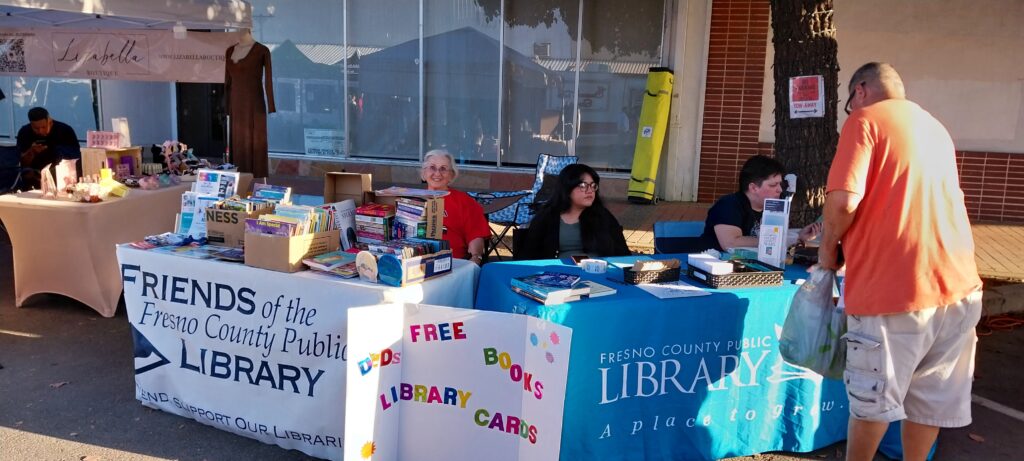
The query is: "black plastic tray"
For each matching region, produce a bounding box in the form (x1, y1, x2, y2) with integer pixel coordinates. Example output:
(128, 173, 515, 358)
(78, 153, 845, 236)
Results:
(686, 259, 783, 288)
(623, 266, 681, 285)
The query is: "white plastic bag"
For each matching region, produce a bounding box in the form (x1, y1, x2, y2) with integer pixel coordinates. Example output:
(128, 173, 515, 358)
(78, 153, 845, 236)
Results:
(779, 267, 846, 379)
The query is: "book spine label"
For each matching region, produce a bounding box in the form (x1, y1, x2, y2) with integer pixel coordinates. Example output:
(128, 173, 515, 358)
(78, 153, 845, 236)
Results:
(355, 214, 389, 224)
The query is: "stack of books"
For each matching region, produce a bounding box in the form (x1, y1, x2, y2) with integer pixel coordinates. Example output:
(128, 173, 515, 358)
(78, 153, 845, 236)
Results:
(510, 272, 592, 305)
(355, 204, 395, 244)
(302, 249, 359, 278)
(213, 196, 276, 214)
(364, 237, 449, 259)
(392, 197, 429, 239)
(244, 204, 336, 237)
(251, 183, 292, 204)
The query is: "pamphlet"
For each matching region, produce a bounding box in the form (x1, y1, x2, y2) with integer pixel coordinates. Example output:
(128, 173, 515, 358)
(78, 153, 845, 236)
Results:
(193, 169, 239, 199)
(758, 198, 790, 268)
(636, 279, 711, 299)
(178, 192, 197, 234)
(186, 194, 222, 237)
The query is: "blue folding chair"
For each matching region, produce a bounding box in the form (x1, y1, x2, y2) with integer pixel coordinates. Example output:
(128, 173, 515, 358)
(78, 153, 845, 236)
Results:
(653, 220, 709, 254)
(469, 153, 578, 260)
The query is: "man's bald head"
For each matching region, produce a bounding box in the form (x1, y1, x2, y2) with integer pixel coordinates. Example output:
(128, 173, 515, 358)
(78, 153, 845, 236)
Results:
(849, 62, 906, 101)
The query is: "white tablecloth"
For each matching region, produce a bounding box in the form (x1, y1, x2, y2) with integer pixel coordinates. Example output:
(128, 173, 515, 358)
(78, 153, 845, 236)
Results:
(0, 184, 188, 316)
(116, 246, 479, 460)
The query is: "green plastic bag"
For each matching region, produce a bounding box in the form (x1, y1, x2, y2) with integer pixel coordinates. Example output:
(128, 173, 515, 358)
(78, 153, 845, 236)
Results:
(779, 267, 846, 379)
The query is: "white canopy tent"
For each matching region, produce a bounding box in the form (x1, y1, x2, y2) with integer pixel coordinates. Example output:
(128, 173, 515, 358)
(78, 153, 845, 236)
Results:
(0, 0, 251, 30)
(0, 1, 252, 151)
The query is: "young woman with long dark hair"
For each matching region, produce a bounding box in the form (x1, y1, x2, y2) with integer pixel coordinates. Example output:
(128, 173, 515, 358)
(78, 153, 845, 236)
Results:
(517, 163, 630, 260)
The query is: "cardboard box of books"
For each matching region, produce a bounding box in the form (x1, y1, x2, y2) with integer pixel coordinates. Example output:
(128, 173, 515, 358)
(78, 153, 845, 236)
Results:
(206, 207, 274, 248)
(377, 249, 453, 287)
(367, 237, 453, 287)
(324, 172, 373, 205)
(206, 183, 296, 247)
(244, 229, 340, 273)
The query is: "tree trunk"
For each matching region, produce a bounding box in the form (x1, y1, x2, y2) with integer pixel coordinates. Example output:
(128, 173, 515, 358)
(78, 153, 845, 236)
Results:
(769, 0, 839, 227)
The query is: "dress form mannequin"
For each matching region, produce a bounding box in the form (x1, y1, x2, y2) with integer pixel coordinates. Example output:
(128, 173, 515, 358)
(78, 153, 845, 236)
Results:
(225, 27, 275, 179)
(231, 28, 255, 63)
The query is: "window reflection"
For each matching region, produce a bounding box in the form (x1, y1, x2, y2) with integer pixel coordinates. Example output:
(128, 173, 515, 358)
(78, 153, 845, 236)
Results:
(0, 77, 12, 139)
(254, 0, 346, 157)
(350, 0, 421, 160)
(575, 0, 664, 171)
(424, 4, 501, 166)
(251, 0, 666, 172)
(15, 77, 96, 140)
(502, 0, 577, 167)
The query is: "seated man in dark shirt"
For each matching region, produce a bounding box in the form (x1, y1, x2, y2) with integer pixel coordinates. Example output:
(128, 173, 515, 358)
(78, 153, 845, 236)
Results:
(16, 107, 82, 190)
(699, 155, 820, 252)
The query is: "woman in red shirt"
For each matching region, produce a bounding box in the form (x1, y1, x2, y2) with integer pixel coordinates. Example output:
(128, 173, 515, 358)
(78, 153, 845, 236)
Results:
(421, 150, 490, 264)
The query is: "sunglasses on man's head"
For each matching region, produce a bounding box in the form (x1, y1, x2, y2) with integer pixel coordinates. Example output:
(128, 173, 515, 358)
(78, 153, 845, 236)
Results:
(845, 81, 864, 115)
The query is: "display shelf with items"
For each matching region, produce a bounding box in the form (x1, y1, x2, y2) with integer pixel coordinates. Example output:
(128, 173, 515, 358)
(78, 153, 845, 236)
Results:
(82, 146, 142, 178)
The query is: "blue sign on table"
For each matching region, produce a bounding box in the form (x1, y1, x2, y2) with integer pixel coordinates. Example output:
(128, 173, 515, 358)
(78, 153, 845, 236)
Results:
(475, 256, 914, 460)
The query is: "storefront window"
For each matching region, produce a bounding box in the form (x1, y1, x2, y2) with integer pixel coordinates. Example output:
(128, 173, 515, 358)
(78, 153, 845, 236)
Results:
(254, 0, 666, 171)
(502, 0, 578, 168)
(14, 77, 96, 140)
(575, 0, 664, 171)
(0, 77, 12, 139)
(252, 0, 345, 156)
(424, 2, 500, 166)
(349, 0, 421, 161)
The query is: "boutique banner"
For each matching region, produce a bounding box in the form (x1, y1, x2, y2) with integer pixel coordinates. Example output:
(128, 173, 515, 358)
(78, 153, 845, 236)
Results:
(0, 27, 239, 82)
(118, 247, 350, 460)
(344, 304, 572, 461)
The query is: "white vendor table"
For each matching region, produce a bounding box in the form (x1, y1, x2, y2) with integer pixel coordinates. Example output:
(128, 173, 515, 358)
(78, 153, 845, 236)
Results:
(0, 184, 188, 317)
(115, 246, 479, 460)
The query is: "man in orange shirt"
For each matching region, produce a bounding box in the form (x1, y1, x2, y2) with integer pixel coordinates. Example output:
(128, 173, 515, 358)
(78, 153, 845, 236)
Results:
(819, 62, 982, 461)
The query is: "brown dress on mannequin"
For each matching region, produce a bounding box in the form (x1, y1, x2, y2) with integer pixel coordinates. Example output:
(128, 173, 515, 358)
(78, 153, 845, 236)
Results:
(225, 42, 275, 178)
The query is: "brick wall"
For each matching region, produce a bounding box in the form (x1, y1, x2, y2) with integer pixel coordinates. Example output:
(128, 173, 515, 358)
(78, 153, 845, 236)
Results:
(958, 152, 1024, 222)
(698, 0, 770, 203)
(698, 0, 1024, 223)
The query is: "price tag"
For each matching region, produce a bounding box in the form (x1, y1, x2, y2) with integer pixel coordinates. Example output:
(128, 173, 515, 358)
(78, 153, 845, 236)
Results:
(433, 257, 451, 273)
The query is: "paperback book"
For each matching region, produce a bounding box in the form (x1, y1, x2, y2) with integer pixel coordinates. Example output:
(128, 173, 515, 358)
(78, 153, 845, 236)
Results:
(510, 271, 590, 305)
(303, 249, 357, 272)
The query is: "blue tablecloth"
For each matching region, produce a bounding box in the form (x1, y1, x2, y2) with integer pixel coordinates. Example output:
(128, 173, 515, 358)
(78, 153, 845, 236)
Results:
(475, 255, 913, 461)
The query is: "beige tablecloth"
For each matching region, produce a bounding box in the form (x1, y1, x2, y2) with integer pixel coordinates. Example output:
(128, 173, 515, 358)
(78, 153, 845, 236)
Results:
(0, 184, 189, 317)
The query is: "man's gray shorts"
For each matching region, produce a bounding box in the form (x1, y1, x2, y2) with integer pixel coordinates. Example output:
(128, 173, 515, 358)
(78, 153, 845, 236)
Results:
(843, 290, 983, 427)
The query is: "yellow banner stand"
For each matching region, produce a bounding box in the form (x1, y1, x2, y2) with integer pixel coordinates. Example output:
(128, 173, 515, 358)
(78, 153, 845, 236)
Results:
(628, 67, 674, 204)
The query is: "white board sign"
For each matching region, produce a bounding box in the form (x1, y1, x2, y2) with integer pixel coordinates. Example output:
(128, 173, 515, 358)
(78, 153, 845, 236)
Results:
(345, 303, 572, 461)
(304, 128, 346, 157)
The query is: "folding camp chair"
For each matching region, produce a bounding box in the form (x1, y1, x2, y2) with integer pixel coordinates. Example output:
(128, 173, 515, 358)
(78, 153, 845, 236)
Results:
(469, 153, 578, 261)
(653, 220, 709, 254)
(0, 145, 22, 195)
